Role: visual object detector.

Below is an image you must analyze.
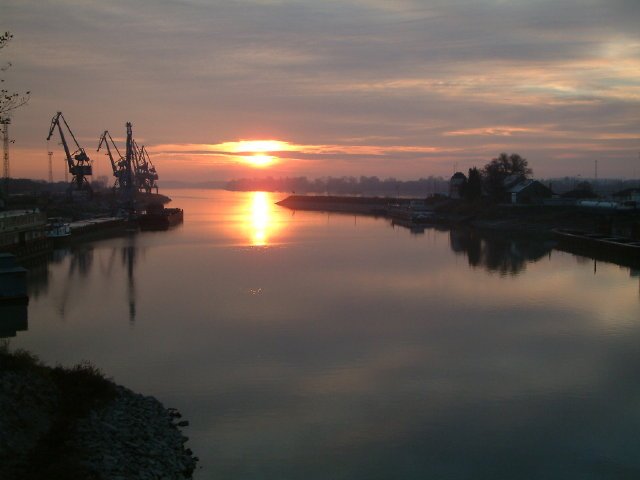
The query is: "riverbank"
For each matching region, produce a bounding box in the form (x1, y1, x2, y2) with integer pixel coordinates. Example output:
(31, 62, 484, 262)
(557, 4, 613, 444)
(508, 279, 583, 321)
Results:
(0, 346, 197, 480)
(276, 195, 640, 238)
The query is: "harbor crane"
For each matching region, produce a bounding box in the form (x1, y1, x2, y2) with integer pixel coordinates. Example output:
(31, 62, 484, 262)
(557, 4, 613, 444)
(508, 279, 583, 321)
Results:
(96, 121, 160, 211)
(133, 142, 159, 194)
(97, 129, 133, 194)
(117, 121, 159, 195)
(46, 112, 93, 195)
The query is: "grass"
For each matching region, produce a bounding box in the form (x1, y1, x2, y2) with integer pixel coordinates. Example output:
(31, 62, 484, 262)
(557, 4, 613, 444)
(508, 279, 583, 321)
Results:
(0, 342, 42, 372)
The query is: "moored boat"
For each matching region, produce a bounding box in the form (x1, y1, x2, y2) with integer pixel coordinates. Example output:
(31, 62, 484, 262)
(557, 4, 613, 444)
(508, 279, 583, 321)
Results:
(46, 217, 72, 246)
(138, 203, 183, 231)
(387, 200, 435, 224)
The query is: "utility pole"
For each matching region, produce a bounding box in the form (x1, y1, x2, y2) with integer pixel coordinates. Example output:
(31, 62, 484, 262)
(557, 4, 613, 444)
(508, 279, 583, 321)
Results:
(2, 118, 9, 179)
(48, 150, 54, 183)
(1, 117, 10, 199)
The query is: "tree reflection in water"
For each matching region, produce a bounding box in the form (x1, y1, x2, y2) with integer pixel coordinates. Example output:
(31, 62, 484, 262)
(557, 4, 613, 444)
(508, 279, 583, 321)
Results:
(449, 228, 554, 275)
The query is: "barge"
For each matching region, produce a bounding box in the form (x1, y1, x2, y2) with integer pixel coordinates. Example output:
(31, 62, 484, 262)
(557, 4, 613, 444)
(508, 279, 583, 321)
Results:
(138, 203, 184, 231)
(0, 209, 50, 258)
(553, 228, 640, 268)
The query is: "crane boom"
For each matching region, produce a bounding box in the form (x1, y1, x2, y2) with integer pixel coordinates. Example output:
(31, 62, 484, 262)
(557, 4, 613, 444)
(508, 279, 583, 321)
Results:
(97, 130, 122, 176)
(47, 112, 74, 172)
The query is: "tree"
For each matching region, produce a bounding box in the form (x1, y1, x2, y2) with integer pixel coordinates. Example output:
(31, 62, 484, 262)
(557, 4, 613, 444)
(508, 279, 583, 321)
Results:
(482, 153, 532, 201)
(464, 167, 482, 201)
(1, 32, 30, 118)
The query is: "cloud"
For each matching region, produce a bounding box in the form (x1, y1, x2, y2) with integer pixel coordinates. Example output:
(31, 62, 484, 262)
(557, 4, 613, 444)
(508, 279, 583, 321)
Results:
(5, 0, 640, 180)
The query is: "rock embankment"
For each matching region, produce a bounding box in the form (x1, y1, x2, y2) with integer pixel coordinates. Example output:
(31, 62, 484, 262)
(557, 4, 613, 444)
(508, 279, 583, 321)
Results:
(0, 368, 59, 479)
(0, 349, 197, 480)
(71, 386, 197, 479)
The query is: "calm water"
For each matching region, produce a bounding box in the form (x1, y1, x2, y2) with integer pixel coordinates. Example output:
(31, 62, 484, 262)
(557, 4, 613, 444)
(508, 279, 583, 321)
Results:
(9, 189, 640, 479)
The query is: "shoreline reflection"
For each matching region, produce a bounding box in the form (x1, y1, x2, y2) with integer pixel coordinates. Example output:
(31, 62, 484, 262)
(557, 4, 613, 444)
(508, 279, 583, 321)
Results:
(449, 228, 555, 275)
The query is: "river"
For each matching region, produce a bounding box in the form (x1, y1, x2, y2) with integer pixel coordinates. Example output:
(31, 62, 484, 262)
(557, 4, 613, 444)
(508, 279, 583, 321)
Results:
(9, 189, 640, 479)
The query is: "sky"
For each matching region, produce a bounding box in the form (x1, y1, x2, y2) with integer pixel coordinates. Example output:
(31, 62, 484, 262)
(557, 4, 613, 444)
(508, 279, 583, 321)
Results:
(2, 0, 640, 183)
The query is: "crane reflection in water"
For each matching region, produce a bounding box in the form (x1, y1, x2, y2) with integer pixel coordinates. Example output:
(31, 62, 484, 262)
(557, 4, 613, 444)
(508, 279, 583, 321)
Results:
(37, 233, 142, 324)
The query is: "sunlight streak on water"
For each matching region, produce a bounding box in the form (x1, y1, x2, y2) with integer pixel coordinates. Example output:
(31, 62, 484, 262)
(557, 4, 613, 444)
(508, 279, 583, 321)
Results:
(250, 192, 270, 246)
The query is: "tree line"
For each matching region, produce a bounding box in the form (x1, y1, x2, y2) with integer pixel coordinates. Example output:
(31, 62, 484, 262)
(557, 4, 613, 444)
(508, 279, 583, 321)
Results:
(226, 153, 534, 199)
(226, 175, 450, 196)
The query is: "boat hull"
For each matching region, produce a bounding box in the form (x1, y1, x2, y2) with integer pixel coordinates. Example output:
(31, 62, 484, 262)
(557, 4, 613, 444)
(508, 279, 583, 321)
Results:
(138, 208, 183, 231)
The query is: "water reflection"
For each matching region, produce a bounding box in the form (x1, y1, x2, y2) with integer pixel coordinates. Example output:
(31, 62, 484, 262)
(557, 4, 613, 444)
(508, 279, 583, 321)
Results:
(20, 234, 142, 323)
(121, 236, 138, 324)
(12, 190, 640, 480)
(230, 191, 286, 246)
(449, 229, 554, 275)
(250, 192, 270, 246)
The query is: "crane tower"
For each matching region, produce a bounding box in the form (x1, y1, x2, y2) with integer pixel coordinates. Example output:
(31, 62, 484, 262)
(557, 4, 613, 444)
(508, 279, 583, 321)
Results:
(46, 112, 93, 197)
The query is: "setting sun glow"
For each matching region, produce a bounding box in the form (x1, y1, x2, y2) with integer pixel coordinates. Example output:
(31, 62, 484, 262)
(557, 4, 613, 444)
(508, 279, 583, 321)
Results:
(228, 140, 292, 168)
(233, 140, 291, 153)
(248, 154, 276, 167)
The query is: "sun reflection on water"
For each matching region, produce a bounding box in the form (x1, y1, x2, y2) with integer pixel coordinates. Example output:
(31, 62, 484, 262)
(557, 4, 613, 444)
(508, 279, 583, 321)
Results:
(247, 191, 278, 246)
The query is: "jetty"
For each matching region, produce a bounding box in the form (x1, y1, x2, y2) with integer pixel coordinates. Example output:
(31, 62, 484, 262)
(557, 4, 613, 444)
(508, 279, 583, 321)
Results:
(276, 195, 391, 215)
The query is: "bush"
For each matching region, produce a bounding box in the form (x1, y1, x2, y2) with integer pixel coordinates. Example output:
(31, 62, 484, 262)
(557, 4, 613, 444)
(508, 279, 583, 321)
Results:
(50, 361, 117, 416)
(0, 344, 42, 372)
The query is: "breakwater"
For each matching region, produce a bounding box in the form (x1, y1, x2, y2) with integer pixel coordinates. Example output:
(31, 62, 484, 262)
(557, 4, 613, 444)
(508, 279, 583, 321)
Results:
(276, 195, 394, 215)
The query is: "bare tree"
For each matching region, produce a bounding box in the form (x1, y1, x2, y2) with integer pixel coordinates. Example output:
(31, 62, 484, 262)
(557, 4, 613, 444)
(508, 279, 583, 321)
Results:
(1, 32, 30, 118)
(482, 153, 532, 200)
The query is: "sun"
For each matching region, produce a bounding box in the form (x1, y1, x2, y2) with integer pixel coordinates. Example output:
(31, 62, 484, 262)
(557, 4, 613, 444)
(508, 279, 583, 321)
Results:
(232, 139, 291, 168)
(214, 139, 292, 168)
(248, 154, 276, 167)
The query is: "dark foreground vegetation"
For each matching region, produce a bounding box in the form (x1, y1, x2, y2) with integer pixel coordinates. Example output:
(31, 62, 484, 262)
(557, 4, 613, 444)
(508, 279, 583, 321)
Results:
(0, 345, 197, 480)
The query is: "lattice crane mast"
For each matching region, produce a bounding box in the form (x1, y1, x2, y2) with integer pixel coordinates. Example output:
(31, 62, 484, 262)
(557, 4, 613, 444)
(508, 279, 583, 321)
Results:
(133, 142, 159, 194)
(46, 112, 93, 194)
(97, 130, 132, 192)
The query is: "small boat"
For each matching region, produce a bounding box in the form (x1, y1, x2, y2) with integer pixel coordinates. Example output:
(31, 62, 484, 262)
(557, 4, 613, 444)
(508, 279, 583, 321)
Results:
(387, 200, 435, 224)
(46, 217, 71, 245)
(138, 203, 184, 231)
